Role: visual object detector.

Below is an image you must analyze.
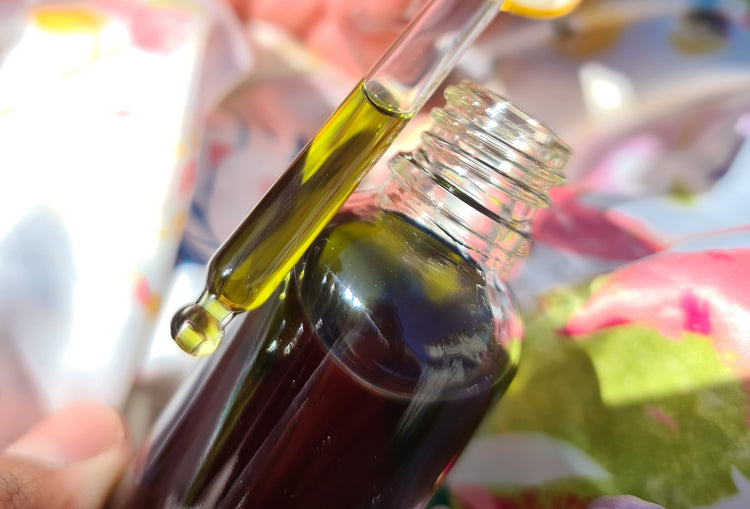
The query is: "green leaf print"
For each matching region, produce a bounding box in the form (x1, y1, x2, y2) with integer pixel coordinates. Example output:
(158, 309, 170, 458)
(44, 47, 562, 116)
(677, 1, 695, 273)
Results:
(476, 284, 750, 508)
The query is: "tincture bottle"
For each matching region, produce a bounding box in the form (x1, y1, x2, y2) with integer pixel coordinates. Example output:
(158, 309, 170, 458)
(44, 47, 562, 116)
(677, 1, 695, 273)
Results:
(111, 81, 569, 509)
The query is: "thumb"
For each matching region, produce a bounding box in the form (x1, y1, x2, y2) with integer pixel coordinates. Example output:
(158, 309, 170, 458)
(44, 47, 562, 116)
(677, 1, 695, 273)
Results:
(1, 402, 131, 509)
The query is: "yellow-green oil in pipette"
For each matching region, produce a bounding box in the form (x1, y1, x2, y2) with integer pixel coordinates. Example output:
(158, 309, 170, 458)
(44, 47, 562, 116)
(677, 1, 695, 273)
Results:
(171, 0, 584, 357)
(172, 81, 411, 356)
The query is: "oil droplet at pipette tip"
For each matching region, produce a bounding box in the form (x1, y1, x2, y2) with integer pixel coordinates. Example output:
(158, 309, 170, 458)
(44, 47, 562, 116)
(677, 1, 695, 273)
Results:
(171, 292, 236, 356)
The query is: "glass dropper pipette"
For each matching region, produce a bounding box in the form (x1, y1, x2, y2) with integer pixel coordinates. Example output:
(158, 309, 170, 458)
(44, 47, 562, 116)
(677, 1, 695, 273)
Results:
(171, 0, 507, 356)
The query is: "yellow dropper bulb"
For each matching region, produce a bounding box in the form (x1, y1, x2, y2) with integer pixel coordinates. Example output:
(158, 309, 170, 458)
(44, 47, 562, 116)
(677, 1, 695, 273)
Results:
(501, 0, 583, 19)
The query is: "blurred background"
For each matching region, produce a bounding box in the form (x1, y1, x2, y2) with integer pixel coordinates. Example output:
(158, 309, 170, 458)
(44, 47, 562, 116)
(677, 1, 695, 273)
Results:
(1, 0, 749, 507)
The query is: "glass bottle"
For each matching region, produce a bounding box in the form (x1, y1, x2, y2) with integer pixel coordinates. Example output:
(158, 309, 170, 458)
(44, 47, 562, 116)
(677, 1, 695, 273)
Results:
(111, 81, 570, 509)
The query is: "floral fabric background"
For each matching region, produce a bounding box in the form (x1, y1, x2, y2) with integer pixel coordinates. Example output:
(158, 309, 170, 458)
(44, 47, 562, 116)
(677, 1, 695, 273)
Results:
(443, 1, 750, 507)
(2, 0, 749, 508)
(0, 0, 250, 445)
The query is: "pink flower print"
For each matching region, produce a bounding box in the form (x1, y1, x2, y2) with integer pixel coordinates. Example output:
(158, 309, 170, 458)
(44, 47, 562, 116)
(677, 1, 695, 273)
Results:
(95, 0, 191, 54)
(134, 274, 162, 317)
(449, 485, 498, 508)
(208, 142, 232, 169)
(532, 187, 664, 261)
(643, 405, 679, 432)
(129, 6, 191, 54)
(482, 488, 593, 508)
(179, 159, 197, 197)
(563, 249, 750, 375)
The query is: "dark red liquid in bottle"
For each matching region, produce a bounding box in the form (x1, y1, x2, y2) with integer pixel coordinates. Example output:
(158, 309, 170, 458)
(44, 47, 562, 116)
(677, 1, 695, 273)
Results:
(113, 209, 517, 509)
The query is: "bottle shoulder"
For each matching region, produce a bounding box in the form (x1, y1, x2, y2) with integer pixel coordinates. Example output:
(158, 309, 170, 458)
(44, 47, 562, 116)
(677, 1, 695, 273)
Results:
(294, 208, 517, 399)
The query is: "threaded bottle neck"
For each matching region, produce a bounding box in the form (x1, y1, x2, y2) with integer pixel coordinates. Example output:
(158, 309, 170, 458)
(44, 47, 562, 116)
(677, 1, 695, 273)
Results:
(382, 81, 570, 273)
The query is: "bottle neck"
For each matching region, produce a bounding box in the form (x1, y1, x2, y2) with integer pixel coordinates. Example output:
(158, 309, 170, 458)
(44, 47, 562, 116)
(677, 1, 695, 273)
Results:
(380, 81, 570, 274)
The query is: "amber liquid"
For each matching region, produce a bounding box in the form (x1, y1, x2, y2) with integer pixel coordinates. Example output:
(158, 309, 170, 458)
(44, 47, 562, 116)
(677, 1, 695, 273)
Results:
(114, 207, 516, 509)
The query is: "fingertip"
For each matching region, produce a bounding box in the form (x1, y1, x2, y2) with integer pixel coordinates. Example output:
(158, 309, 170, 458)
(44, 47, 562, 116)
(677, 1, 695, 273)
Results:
(349, 0, 422, 24)
(68, 438, 133, 509)
(5, 402, 130, 467)
(1, 403, 132, 509)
